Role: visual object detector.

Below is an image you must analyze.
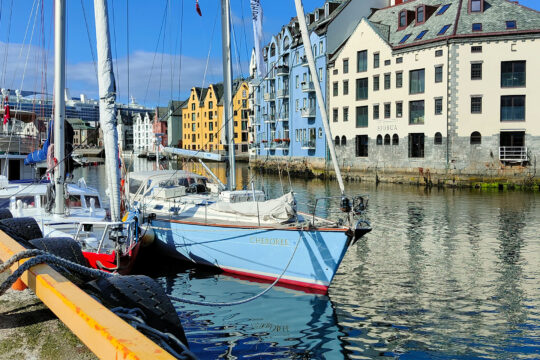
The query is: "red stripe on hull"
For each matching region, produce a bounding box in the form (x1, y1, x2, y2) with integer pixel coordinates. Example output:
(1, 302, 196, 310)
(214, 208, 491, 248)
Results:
(221, 266, 329, 295)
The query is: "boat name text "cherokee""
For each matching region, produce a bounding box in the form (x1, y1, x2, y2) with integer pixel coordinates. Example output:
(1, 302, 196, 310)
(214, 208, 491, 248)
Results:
(249, 237, 289, 246)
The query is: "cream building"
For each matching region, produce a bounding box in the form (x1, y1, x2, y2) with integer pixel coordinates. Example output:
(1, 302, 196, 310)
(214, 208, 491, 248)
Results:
(133, 111, 155, 153)
(328, 0, 540, 176)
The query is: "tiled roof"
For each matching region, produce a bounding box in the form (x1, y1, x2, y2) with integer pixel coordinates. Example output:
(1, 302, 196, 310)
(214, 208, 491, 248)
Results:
(156, 106, 168, 121)
(367, 0, 540, 49)
(168, 99, 188, 116)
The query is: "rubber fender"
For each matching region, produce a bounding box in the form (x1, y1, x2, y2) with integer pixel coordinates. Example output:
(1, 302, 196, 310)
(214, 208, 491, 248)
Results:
(0, 217, 43, 247)
(0, 208, 13, 220)
(29, 237, 89, 267)
(85, 275, 189, 350)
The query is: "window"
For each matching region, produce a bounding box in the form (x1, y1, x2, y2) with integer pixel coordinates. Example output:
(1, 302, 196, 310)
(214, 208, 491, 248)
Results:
(343, 80, 349, 95)
(319, 68, 323, 80)
(343, 107, 349, 122)
(434, 132, 442, 145)
(373, 105, 380, 119)
(396, 57, 403, 64)
(392, 134, 399, 145)
(399, 10, 407, 28)
(415, 30, 428, 41)
(296, 75, 299, 89)
(471, 63, 482, 80)
(384, 134, 391, 145)
(333, 82, 338, 96)
(343, 58, 349, 74)
(373, 76, 380, 91)
(470, 0, 482, 12)
(471, 96, 482, 114)
(396, 102, 403, 118)
(384, 60, 391, 66)
(374, 53, 380, 68)
(384, 103, 391, 118)
(335, 136, 340, 146)
(355, 135, 368, 157)
(396, 72, 403, 88)
(472, 23, 482, 32)
(356, 106, 368, 128)
(333, 108, 338, 122)
(471, 46, 482, 53)
(399, 34, 412, 44)
(501, 61, 526, 87)
(356, 78, 368, 100)
(501, 95, 525, 121)
(470, 131, 482, 145)
(376, 135, 383, 145)
(435, 66, 443, 83)
(438, 25, 451, 36)
(506, 21, 517, 30)
(409, 100, 425, 124)
(384, 73, 391, 90)
(437, 4, 451, 15)
(357, 51, 367, 72)
(409, 133, 425, 158)
(409, 69, 425, 94)
(416, 6, 425, 24)
(341, 136, 347, 146)
(435, 98, 443, 115)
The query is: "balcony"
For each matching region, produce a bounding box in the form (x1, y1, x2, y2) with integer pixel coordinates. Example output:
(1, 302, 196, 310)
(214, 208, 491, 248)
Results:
(301, 139, 316, 149)
(277, 88, 289, 98)
(499, 146, 528, 163)
(300, 56, 308, 67)
(264, 69, 275, 80)
(264, 92, 276, 102)
(301, 107, 316, 118)
(276, 66, 289, 76)
(277, 111, 289, 121)
(301, 81, 315, 92)
(263, 114, 276, 123)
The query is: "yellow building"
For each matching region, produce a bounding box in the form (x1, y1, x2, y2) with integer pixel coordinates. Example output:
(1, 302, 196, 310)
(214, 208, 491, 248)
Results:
(182, 80, 250, 154)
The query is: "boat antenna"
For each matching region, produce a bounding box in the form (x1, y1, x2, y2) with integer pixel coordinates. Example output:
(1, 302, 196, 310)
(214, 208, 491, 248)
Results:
(221, 0, 235, 190)
(293, 0, 345, 195)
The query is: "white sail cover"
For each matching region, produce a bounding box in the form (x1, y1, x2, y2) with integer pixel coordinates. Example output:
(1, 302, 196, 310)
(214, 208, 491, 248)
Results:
(208, 192, 296, 223)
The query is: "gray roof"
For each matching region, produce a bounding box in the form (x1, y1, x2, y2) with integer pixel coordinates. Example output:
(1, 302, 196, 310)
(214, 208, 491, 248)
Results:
(168, 99, 188, 116)
(366, 0, 540, 49)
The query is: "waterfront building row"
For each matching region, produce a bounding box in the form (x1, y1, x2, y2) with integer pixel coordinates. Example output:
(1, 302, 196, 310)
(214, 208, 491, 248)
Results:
(250, 0, 540, 177)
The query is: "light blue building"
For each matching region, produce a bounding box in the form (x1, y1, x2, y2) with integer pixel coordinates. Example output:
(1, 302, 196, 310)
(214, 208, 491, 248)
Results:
(252, 1, 350, 160)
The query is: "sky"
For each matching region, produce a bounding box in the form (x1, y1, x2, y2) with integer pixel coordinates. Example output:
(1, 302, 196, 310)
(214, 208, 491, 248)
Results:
(0, 0, 538, 107)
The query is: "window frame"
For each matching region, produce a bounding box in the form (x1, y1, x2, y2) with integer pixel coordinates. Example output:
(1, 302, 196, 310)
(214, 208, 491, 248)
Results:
(501, 61, 526, 88)
(356, 106, 369, 128)
(471, 96, 483, 114)
(500, 95, 525, 122)
(471, 62, 483, 80)
(435, 65, 443, 83)
(357, 50, 367, 73)
(356, 78, 369, 101)
(409, 69, 425, 94)
(409, 100, 425, 125)
(469, 0, 483, 13)
(435, 97, 443, 115)
(416, 5, 425, 25)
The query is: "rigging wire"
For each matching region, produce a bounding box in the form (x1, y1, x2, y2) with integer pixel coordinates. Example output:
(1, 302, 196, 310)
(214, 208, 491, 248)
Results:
(18, 0, 41, 94)
(157, 0, 170, 106)
(126, 0, 130, 104)
(110, 0, 121, 102)
(10, 0, 38, 90)
(79, 0, 98, 82)
(176, 0, 184, 99)
(1, 0, 13, 86)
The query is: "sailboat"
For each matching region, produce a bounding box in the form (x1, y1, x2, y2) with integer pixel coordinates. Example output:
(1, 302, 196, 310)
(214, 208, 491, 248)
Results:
(127, 0, 370, 293)
(0, 0, 141, 274)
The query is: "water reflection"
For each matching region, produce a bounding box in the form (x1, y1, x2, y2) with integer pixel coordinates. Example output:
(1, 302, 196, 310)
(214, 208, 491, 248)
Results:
(74, 163, 540, 359)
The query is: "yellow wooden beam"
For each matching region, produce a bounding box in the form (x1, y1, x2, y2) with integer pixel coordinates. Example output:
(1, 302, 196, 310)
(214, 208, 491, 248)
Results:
(0, 230, 176, 360)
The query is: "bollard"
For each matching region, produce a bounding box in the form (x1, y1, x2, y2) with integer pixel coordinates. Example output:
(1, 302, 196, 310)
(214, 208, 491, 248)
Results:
(11, 277, 27, 291)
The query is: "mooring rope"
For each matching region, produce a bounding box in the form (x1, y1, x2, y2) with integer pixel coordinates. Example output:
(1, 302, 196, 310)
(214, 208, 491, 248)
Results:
(169, 234, 302, 307)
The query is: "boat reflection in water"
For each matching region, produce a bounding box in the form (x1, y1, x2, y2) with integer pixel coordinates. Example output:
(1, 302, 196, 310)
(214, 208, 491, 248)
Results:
(158, 270, 347, 359)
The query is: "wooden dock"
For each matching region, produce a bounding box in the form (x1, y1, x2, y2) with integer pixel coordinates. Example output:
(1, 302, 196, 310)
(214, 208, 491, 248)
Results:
(0, 231, 176, 359)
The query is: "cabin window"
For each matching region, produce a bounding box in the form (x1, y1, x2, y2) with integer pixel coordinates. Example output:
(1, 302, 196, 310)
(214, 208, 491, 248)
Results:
(67, 195, 82, 207)
(84, 196, 101, 208)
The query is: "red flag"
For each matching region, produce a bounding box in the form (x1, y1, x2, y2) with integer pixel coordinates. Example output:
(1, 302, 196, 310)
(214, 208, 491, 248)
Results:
(3, 97, 10, 125)
(196, 0, 202, 16)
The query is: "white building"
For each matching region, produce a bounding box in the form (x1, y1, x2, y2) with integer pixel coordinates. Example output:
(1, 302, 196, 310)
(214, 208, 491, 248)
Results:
(133, 111, 154, 153)
(328, 0, 540, 176)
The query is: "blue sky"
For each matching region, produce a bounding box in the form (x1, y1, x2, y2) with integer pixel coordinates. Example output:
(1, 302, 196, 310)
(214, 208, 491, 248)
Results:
(0, 0, 538, 107)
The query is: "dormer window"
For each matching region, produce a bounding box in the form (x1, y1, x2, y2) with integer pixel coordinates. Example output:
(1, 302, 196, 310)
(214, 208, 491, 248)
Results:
(437, 4, 451, 15)
(416, 6, 425, 24)
(315, 11, 319, 21)
(399, 10, 407, 28)
(506, 21, 517, 30)
(470, 0, 483, 12)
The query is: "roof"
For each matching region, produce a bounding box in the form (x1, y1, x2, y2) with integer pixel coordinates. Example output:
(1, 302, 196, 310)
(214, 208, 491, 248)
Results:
(156, 106, 168, 121)
(367, 0, 540, 49)
(168, 99, 188, 116)
(67, 118, 92, 130)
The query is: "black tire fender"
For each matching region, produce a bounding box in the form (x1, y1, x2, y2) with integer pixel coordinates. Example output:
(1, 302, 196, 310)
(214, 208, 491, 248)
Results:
(0, 217, 43, 248)
(0, 208, 13, 220)
(29, 237, 89, 267)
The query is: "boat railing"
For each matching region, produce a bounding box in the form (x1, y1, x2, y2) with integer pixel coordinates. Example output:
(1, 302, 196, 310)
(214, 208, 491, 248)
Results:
(308, 195, 369, 226)
(72, 219, 137, 254)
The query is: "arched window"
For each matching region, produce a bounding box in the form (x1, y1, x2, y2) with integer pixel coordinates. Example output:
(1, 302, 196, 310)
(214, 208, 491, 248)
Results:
(283, 37, 290, 50)
(434, 132, 442, 145)
(392, 134, 399, 145)
(270, 43, 276, 57)
(341, 136, 347, 146)
(470, 131, 481, 145)
(384, 134, 391, 145)
(376, 135, 383, 145)
(335, 136, 340, 146)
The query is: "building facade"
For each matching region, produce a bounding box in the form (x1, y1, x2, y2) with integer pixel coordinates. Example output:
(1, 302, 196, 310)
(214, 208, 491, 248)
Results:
(328, 0, 540, 175)
(133, 111, 155, 153)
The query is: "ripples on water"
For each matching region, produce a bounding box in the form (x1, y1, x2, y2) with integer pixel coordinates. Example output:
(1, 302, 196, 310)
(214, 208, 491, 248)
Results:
(75, 163, 540, 359)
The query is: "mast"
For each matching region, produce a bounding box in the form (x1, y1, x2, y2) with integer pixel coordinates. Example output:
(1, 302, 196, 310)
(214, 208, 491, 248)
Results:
(294, 0, 345, 195)
(94, 0, 121, 221)
(54, 0, 66, 214)
(221, 0, 236, 190)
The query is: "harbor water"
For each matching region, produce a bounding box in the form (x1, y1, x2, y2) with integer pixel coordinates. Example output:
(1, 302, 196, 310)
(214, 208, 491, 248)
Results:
(74, 160, 540, 359)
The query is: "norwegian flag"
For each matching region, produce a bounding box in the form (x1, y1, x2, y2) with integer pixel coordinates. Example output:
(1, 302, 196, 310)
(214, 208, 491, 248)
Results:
(196, 0, 202, 16)
(3, 96, 10, 125)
